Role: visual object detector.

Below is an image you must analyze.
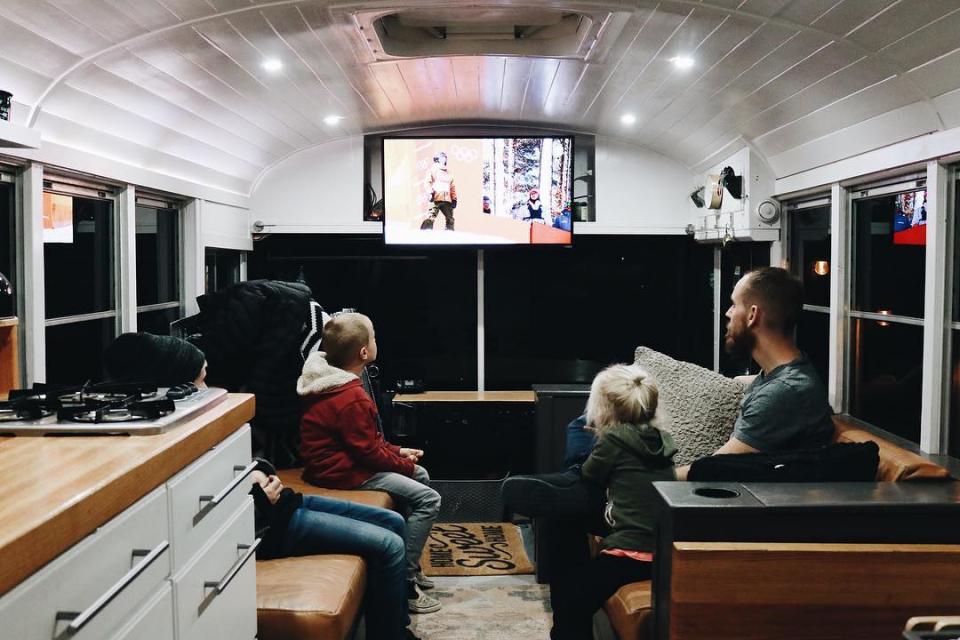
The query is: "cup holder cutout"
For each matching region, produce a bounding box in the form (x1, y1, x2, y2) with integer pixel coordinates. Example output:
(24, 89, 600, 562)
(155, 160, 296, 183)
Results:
(693, 487, 741, 499)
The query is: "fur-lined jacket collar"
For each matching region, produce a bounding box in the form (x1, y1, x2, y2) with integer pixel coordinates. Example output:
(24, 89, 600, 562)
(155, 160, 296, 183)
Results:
(297, 352, 357, 396)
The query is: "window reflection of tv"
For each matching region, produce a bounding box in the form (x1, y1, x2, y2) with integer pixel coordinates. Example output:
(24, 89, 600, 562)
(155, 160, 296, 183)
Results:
(892, 190, 926, 246)
(382, 137, 574, 246)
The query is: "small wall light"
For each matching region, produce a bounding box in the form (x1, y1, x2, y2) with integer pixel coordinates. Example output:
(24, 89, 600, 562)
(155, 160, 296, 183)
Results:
(877, 309, 891, 327)
(812, 260, 829, 276)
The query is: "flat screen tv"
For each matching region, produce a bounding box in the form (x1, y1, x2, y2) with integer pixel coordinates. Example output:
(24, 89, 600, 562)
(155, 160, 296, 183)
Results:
(892, 189, 927, 246)
(382, 136, 574, 246)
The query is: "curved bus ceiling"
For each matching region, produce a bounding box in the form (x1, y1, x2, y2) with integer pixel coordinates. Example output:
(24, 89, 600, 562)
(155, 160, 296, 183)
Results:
(1, 0, 959, 196)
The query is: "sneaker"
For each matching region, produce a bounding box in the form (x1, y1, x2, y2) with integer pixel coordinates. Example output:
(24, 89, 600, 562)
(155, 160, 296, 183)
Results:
(501, 471, 601, 518)
(414, 570, 435, 590)
(408, 585, 441, 614)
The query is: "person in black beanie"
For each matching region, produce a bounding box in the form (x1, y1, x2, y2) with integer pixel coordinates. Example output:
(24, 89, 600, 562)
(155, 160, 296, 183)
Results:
(102, 332, 207, 387)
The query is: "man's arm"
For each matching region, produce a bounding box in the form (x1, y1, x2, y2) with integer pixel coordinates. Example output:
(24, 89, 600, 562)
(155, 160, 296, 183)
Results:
(674, 437, 759, 480)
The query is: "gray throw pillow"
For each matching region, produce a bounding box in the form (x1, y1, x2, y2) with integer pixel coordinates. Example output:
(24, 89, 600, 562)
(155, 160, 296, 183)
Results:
(633, 346, 745, 465)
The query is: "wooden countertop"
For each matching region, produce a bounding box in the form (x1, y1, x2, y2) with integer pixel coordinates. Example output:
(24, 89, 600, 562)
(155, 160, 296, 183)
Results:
(0, 392, 255, 596)
(394, 390, 536, 403)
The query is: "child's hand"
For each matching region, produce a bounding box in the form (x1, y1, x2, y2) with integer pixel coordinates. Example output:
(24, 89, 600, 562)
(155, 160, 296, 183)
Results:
(262, 475, 284, 505)
(399, 447, 424, 462)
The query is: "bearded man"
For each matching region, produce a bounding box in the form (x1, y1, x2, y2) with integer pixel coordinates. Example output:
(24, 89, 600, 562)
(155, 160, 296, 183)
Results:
(674, 266, 835, 479)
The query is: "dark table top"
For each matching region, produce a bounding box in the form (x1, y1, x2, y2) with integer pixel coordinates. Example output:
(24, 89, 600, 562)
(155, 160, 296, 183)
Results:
(655, 480, 960, 511)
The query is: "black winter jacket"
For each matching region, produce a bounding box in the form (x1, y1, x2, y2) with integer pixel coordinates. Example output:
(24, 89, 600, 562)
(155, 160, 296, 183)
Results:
(195, 280, 313, 437)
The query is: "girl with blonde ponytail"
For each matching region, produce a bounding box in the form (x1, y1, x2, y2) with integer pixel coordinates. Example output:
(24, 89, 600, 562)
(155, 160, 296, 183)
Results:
(549, 364, 677, 640)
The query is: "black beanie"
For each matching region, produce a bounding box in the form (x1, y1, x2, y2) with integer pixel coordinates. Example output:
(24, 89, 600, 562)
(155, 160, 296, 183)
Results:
(103, 332, 206, 386)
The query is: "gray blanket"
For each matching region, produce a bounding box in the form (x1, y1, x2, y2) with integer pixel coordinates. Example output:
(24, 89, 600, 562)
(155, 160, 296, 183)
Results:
(633, 347, 744, 466)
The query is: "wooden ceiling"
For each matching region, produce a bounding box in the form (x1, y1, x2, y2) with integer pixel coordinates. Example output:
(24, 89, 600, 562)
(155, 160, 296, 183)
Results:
(1, 0, 959, 195)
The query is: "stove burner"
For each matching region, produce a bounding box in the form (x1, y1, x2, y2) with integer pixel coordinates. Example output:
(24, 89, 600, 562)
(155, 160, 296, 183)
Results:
(59, 399, 176, 424)
(0, 400, 56, 422)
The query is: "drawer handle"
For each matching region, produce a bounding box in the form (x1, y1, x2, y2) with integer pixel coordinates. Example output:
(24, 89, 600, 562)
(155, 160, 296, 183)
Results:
(194, 461, 258, 526)
(198, 538, 262, 616)
(52, 540, 169, 639)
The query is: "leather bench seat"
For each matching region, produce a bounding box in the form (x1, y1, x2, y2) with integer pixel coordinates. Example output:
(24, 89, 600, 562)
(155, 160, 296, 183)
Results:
(604, 580, 652, 640)
(255, 468, 397, 640)
(276, 467, 396, 510)
(257, 554, 366, 640)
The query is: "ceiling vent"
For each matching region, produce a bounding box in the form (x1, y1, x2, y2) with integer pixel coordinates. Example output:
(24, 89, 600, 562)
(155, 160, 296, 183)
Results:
(337, 4, 630, 62)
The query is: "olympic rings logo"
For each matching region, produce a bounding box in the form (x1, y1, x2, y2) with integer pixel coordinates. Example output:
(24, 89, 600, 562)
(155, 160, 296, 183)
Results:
(450, 145, 477, 163)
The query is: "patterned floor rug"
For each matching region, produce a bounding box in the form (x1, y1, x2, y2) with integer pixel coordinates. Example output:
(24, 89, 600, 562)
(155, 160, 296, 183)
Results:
(420, 522, 534, 576)
(409, 575, 552, 640)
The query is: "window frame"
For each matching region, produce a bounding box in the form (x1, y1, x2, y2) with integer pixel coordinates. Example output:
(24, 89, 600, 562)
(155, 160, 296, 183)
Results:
(133, 193, 184, 332)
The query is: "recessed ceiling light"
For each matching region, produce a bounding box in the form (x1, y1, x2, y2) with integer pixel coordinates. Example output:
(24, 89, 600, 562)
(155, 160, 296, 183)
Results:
(262, 58, 283, 72)
(621, 113, 636, 125)
(671, 56, 695, 70)
(323, 114, 344, 126)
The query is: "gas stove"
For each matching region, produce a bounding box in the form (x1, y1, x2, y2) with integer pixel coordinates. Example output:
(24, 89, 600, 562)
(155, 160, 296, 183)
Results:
(0, 382, 229, 436)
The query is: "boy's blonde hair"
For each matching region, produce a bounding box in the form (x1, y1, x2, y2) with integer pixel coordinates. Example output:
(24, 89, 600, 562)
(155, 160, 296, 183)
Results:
(586, 364, 658, 436)
(322, 312, 372, 369)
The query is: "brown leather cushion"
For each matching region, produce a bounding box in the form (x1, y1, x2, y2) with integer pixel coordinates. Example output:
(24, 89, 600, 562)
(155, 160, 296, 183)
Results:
(276, 468, 396, 510)
(831, 416, 951, 481)
(257, 554, 366, 640)
(604, 580, 652, 640)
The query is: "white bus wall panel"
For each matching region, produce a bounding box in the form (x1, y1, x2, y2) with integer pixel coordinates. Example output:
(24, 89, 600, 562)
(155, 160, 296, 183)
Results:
(250, 136, 374, 234)
(201, 201, 252, 251)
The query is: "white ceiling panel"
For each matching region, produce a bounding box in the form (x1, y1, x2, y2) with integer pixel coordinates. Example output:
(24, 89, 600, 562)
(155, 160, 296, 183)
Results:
(3, 0, 960, 192)
(94, 49, 295, 155)
(0, 0, 113, 57)
(36, 110, 253, 193)
(658, 31, 833, 153)
(47, 0, 151, 44)
(775, 0, 845, 26)
(0, 15, 81, 78)
(807, 0, 899, 35)
(846, 1, 960, 50)
(43, 84, 263, 179)
(881, 7, 960, 71)
(753, 76, 921, 156)
(156, 26, 324, 141)
(907, 48, 960, 99)
(68, 63, 282, 165)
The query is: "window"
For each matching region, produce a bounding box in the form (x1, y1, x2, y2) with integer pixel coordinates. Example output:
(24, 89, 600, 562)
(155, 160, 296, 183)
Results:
(848, 178, 927, 442)
(247, 235, 478, 390)
(787, 197, 831, 384)
(718, 242, 769, 377)
(42, 180, 117, 383)
(0, 173, 14, 318)
(205, 247, 242, 293)
(485, 236, 714, 388)
(135, 200, 181, 335)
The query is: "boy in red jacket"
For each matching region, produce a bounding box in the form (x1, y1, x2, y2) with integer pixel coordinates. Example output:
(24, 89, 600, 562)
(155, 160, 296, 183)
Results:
(298, 312, 441, 613)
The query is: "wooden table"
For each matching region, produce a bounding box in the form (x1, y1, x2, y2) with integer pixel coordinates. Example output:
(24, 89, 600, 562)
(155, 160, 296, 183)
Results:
(0, 392, 255, 596)
(394, 390, 536, 403)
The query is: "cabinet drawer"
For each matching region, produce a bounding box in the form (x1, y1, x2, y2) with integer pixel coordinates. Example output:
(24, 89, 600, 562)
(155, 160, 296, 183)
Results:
(108, 584, 174, 640)
(0, 486, 170, 640)
(172, 500, 257, 640)
(167, 425, 253, 570)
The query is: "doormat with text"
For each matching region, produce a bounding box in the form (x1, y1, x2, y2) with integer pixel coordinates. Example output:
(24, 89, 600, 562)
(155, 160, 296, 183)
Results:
(420, 522, 534, 576)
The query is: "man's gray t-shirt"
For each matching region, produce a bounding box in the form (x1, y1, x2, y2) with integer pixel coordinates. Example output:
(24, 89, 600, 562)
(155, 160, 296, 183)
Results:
(733, 356, 834, 452)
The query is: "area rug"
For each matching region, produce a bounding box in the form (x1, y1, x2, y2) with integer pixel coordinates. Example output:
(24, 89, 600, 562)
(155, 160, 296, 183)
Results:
(409, 576, 551, 640)
(420, 522, 534, 576)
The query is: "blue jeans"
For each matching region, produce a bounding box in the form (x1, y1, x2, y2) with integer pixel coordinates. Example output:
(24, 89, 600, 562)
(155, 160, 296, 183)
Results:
(360, 465, 441, 578)
(281, 495, 409, 640)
